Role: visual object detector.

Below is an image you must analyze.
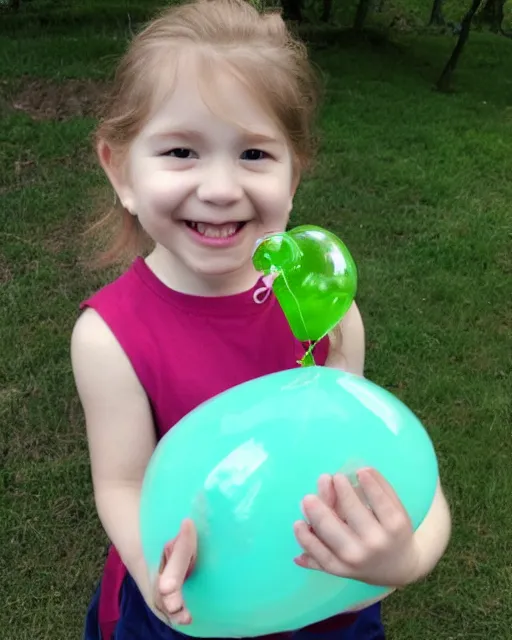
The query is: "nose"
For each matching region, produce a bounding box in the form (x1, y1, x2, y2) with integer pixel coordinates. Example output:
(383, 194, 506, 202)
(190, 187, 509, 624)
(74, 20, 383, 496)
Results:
(196, 159, 243, 206)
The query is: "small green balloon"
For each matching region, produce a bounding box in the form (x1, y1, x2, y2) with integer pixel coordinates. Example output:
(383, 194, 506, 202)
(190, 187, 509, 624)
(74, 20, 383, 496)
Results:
(253, 225, 358, 343)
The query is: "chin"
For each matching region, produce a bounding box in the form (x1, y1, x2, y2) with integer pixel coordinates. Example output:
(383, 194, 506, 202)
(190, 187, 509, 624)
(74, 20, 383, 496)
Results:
(190, 258, 253, 279)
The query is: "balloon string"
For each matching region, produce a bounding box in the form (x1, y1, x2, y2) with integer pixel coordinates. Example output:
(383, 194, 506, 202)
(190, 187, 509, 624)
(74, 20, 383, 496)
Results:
(279, 270, 316, 367)
(300, 341, 318, 367)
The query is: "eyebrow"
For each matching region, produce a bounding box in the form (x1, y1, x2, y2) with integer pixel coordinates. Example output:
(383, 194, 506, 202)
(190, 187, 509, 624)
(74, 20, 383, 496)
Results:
(148, 129, 203, 144)
(242, 131, 281, 145)
(148, 128, 281, 146)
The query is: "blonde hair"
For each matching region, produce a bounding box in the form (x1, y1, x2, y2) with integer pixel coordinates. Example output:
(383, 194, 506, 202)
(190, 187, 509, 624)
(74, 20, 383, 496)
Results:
(91, 0, 322, 265)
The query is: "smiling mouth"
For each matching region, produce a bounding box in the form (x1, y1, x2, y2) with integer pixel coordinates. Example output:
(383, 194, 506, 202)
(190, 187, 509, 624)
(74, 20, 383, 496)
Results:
(185, 221, 247, 239)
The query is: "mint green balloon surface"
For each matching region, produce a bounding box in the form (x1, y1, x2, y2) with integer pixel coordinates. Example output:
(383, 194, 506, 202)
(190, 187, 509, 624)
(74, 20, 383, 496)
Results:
(252, 225, 358, 343)
(140, 367, 439, 638)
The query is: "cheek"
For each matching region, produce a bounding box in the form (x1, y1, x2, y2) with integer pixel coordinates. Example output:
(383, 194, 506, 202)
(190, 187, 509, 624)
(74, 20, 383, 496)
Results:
(255, 176, 293, 224)
(139, 170, 188, 211)
(262, 199, 291, 226)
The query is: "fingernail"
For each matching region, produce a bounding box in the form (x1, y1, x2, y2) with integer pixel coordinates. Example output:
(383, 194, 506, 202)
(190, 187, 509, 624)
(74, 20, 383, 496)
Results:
(293, 555, 307, 567)
(302, 494, 318, 510)
(359, 467, 376, 480)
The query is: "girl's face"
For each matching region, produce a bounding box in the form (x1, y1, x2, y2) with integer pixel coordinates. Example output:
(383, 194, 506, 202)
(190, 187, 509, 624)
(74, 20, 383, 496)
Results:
(110, 55, 297, 294)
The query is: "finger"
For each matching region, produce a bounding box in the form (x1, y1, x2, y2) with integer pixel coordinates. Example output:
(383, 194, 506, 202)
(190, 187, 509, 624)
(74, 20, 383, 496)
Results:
(357, 469, 409, 530)
(332, 473, 376, 537)
(293, 519, 342, 573)
(360, 468, 403, 507)
(159, 519, 197, 594)
(158, 520, 196, 624)
(155, 592, 191, 625)
(317, 474, 336, 509)
(167, 608, 192, 626)
(293, 552, 323, 571)
(159, 539, 176, 575)
(301, 494, 360, 559)
(157, 542, 186, 618)
(161, 590, 187, 616)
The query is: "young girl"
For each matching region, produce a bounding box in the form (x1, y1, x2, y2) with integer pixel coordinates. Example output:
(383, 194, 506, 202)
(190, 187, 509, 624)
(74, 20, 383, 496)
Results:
(71, 1, 451, 638)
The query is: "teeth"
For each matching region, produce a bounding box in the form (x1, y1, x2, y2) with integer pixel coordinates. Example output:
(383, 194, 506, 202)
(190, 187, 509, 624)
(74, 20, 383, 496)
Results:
(195, 222, 238, 238)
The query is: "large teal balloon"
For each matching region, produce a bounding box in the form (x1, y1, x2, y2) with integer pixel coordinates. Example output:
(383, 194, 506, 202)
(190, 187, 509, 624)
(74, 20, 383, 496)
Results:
(140, 367, 438, 638)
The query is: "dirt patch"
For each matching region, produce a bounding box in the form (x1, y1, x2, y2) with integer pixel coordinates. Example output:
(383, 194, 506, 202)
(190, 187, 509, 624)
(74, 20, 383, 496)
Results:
(10, 78, 110, 121)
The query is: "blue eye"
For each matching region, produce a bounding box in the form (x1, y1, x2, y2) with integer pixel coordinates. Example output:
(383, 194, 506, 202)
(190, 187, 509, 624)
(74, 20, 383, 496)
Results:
(241, 149, 267, 161)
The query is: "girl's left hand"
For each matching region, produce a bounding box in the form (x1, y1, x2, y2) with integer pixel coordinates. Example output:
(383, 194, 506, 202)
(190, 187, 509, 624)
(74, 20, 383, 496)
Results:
(293, 468, 421, 588)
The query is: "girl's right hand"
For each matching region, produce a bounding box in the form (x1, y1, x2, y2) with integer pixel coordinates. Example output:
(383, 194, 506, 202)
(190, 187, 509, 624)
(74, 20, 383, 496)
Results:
(154, 518, 197, 626)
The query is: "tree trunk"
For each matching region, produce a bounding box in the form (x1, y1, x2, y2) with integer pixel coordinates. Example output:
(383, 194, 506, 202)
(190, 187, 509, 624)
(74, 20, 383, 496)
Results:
(492, 0, 506, 32)
(353, 0, 372, 31)
(281, 0, 303, 22)
(436, 0, 483, 92)
(429, 0, 445, 25)
(321, 0, 334, 22)
(478, 0, 505, 31)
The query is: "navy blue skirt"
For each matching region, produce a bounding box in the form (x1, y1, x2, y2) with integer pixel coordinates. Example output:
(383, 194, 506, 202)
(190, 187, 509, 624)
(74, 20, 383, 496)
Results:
(85, 574, 385, 640)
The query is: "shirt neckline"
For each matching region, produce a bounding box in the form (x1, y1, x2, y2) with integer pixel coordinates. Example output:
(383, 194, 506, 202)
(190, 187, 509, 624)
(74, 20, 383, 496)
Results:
(132, 256, 274, 317)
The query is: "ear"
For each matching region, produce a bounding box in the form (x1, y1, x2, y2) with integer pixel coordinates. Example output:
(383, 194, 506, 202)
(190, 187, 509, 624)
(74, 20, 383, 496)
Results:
(97, 138, 136, 215)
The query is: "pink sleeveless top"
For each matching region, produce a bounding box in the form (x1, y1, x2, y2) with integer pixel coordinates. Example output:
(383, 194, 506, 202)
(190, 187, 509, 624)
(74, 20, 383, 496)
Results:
(81, 257, 357, 638)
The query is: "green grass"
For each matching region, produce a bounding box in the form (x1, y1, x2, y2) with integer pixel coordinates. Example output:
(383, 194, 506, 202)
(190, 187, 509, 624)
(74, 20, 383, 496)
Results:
(1, 1, 511, 638)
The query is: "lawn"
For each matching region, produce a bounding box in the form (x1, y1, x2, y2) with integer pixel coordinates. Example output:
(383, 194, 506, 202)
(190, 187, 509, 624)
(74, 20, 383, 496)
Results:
(1, 1, 511, 639)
